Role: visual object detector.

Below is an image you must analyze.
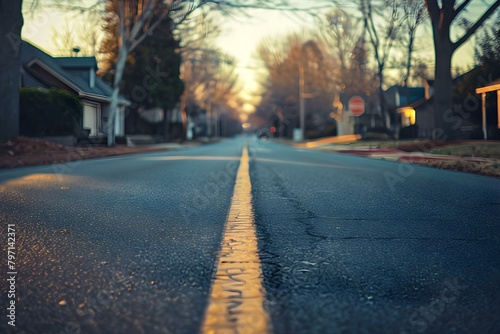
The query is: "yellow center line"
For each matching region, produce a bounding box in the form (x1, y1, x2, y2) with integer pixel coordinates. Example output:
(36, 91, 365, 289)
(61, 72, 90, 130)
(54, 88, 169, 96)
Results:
(201, 144, 271, 334)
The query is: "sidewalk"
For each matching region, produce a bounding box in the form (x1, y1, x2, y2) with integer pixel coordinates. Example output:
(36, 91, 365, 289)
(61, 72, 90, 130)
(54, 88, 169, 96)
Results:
(277, 137, 500, 178)
(318, 146, 494, 163)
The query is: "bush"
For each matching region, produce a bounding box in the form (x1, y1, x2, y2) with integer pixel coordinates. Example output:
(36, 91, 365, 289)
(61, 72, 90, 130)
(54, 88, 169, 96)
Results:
(20, 88, 82, 137)
(362, 126, 394, 140)
(362, 132, 390, 140)
(399, 125, 419, 139)
(115, 136, 127, 145)
(366, 126, 394, 136)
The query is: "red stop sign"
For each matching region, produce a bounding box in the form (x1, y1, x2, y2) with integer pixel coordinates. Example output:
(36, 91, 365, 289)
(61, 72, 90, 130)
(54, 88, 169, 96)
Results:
(348, 96, 365, 117)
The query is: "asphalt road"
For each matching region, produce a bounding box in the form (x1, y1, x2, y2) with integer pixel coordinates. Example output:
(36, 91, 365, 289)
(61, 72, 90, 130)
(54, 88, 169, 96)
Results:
(1, 136, 499, 334)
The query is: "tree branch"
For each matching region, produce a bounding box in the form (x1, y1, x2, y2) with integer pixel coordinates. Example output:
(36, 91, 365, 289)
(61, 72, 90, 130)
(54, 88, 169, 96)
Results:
(118, 1, 126, 49)
(127, 0, 156, 43)
(454, 0, 471, 18)
(130, 8, 170, 52)
(217, 1, 332, 12)
(453, 0, 500, 50)
(368, 12, 379, 51)
(171, 0, 206, 26)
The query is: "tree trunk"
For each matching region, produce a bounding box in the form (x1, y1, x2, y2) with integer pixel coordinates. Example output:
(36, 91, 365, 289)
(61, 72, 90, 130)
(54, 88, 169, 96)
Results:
(107, 45, 128, 146)
(164, 109, 170, 142)
(404, 33, 415, 104)
(378, 65, 388, 129)
(0, 1, 23, 140)
(433, 31, 454, 139)
(179, 93, 188, 142)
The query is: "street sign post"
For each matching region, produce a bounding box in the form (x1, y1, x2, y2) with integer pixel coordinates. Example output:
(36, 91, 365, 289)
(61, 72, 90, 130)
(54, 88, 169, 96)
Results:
(348, 96, 365, 117)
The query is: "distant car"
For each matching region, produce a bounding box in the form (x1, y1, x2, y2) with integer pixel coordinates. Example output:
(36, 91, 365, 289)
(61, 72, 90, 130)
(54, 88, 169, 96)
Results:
(256, 129, 270, 140)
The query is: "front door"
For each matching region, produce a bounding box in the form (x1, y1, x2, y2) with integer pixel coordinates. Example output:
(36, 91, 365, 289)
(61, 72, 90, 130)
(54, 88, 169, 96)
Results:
(83, 104, 98, 136)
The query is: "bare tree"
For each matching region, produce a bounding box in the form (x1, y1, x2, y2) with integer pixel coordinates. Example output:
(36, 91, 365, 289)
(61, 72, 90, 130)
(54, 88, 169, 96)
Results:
(426, 0, 500, 138)
(360, 0, 405, 129)
(321, 9, 359, 72)
(104, 0, 183, 145)
(256, 32, 337, 138)
(51, 20, 77, 55)
(181, 46, 241, 136)
(402, 0, 428, 92)
(79, 12, 104, 57)
(319, 8, 377, 98)
(51, 12, 103, 57)
(320, 9, 359, 92)
(0, 0, 23, 140)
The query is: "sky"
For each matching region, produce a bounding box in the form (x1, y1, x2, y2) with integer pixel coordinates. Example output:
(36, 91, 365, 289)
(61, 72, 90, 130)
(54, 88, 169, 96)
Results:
(213, 8, 322, 101)
(21, 1, 493, 106)
(214, 9, 315, 99)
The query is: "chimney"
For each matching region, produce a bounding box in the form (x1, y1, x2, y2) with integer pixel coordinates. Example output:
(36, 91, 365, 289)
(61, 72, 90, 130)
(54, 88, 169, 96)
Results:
(90, 68, 95, 88)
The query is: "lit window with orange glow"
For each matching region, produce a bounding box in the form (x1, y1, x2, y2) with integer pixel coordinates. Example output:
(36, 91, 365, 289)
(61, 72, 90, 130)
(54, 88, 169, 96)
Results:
(400, 108, 416, 126)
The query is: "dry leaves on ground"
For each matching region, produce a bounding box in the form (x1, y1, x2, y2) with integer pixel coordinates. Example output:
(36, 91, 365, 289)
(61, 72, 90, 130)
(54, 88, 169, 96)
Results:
(0, 137, 167, 169)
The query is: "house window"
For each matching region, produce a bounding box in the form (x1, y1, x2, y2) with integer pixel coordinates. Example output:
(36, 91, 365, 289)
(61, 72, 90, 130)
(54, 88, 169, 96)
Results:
(399, 108, 416, 127)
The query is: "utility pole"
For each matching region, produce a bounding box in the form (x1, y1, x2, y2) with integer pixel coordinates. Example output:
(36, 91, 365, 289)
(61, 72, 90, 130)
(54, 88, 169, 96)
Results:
(213, 105, 218, 139)
(207, 97, 212, 138)
(295, 41, 322, 142)
(206, 80, 216, 138)
(295, 60, 320, 141)
(299, 65, 305, 142)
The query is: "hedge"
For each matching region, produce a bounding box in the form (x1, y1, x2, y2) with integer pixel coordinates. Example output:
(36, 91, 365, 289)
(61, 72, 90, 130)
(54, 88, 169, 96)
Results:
(20, 88, 83, 137)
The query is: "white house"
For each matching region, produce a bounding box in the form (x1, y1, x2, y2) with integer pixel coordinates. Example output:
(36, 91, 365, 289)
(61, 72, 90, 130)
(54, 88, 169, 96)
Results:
(20, 41, 130, 140)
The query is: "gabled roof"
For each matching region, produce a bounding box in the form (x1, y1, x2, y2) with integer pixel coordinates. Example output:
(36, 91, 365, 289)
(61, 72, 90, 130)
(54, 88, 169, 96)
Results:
(20, 41, 129, 106)
(398, 96, 434, 111)
(385, 85, 426, 108)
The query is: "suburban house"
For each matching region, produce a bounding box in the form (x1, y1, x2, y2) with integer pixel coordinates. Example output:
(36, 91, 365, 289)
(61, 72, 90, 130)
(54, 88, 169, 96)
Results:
(391, 81, 435, 138)
(20, 40, 130, 140)
(385, 85, 427, 112)
(395, 67, 500, 139)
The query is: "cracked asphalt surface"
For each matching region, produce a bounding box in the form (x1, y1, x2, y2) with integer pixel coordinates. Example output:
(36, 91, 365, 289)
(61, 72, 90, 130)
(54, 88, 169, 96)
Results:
(1, 136, 500, 334)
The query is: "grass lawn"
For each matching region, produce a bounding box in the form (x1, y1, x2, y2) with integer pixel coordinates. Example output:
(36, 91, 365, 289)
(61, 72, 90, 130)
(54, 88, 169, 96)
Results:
(427, 142, 500, 159)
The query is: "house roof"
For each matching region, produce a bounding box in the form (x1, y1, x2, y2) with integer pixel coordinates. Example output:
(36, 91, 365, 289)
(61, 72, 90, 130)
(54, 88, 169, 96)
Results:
(20, 66, 46, 87)
(20, 41, 129, 106)
(385, 85, 426, 108)
(53, 57, 98, 70)
(476, 78, 500, 94)
(397, 69, 488, 112)
(401, 96, 434, 111)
